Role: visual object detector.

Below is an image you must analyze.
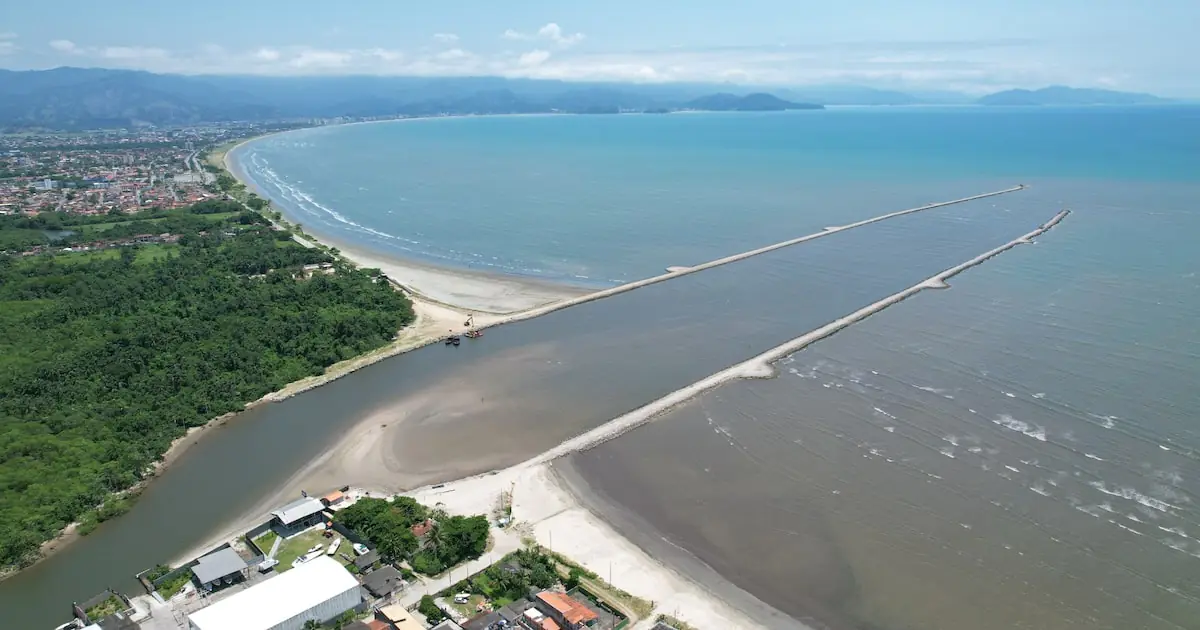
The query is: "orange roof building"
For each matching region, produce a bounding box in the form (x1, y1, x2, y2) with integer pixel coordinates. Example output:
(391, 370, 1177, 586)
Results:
(411, 519, 433, 538)
(322, 490, 345, 506)
(536, 591, 599, 628)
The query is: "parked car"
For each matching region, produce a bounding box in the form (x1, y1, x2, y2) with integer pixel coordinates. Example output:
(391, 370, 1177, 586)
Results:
(453, 593, 471, 604)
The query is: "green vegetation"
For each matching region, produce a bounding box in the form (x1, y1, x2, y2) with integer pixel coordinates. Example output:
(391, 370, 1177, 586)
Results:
(156, 571, 193, 600)
(335, 496, 491, 576)
(84, 594, 124, 620)
(0, 203, 414, 568)
(419, 594, 447, 624)
(334, 497, 425, 562)
(655, 614, 698, 630)
(450, 547, 558, 606)
(410, 514, 490, 576)
(251, 530, 279, 555)
(144, 564, 172, 581)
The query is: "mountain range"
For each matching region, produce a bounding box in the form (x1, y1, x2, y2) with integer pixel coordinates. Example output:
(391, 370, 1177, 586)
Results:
(0, 67, 1173, 131)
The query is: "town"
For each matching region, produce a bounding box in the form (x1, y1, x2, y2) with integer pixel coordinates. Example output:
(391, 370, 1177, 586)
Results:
(55, 485, 687, 630)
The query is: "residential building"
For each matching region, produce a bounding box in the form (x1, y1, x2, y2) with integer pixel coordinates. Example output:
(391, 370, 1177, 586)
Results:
(354, 549, 381, 572)
(361, 566, 404, 599)
(186, 556, 361, 630)
(375, 604, 425, 630)
(270, 496, 326, 533)
(191, 547, 249, 591)
(535, 592, 599, 630)
(431, 621, 466, 630)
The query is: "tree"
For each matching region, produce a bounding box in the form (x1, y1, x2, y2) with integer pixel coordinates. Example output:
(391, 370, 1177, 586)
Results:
(419, 595, 446, 624)
(302, 621, 321, 630)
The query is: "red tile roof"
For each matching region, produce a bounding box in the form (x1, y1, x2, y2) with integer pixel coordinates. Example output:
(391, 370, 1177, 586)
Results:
(411, 519, 433, 537)
(537, 592, 598, 626)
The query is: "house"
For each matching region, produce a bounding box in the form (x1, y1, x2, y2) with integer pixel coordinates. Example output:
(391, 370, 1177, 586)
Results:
(361, 566, 404, 599)
(431, 621, 465, 630)
(497, 599, 534, 625)
(461, 611, 502, 630)
(375, 604, 425, 630)
(353, 549, 381, 572)
(519, 608, 560, 630)
(535, 592, 598, 629)
(270, 496, 326, 533)
(191, 547, 249, 591)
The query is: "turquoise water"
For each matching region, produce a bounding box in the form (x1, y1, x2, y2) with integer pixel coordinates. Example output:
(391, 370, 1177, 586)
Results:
(231, 108, 1199, 630)
(231, 106, 1198, 286)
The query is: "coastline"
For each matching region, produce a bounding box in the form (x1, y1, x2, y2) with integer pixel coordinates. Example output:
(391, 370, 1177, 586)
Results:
(172, 205, 1068, 626)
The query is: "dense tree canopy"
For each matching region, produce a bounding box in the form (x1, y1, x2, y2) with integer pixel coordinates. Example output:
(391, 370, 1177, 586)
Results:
(0, 213, 414, 568)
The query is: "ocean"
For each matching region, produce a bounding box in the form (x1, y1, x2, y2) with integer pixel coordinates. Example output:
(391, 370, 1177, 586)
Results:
(232, 107, 1200, 629)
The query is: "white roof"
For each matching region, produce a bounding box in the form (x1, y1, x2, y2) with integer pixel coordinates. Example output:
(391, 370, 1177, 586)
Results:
(187, 556, 360, 630)
(270, 496, 325, 525)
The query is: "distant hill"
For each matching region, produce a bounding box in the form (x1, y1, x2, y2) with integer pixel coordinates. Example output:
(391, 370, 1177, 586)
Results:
(685, 92, 823, 111)
(978, 86, 1168, 106)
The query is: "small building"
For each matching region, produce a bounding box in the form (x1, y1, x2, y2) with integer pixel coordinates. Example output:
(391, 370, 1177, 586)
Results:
(322, 490, 346, 507)
(431, 621, 466, 630)
(361, 565, 404, 599)
(270, 496, 326, 533)
(191, 547, 249, 590)
(410, 519, 433, 539)
(461, 611, 502, 630)
(535, 592, 598, 630)
(186, 556, 361, 630)
(375, 604, 425, 630)
(497, 599, 534, 625)
(353, 549, 381, 572)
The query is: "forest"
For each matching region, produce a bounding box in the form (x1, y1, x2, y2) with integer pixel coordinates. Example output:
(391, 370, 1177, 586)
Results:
(0, 208, 414, 568)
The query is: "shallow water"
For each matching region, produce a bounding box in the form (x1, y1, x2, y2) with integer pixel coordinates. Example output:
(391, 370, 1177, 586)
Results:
(567, 181, 1200, 629)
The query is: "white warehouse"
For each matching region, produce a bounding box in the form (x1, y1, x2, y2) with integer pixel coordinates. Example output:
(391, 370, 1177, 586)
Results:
(187, 556, 361, 630)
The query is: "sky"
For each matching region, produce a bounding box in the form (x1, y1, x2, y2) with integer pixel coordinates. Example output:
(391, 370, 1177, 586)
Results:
(1, 0, 1197, 96)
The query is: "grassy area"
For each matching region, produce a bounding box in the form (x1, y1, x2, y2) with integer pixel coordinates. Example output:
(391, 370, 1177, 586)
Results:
(448, 593, 489, 619)
(273, 529, 331, 573)
(252, 530, 278, 555)
(40, 244, 178, 266)
(84, 594, 124, 620)
(655, 614, 697, 630)
(76, 212, 240, 235)
(156, 571, 193, 600)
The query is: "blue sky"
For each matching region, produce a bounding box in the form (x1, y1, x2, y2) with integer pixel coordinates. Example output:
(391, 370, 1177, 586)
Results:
(1, 0, 1196, 95)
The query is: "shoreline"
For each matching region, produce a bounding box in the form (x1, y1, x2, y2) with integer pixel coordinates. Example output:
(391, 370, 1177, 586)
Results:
(173, 209, 1069, 627)
(5, 120, 1030, 584)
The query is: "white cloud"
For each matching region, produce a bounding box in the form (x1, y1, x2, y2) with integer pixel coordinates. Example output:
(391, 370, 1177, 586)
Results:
(436, 48, 471, 62)
(0, 42, 14, 56)
(18, 36, 1166, 95)
(102, 46, 169, 60)
(289, 49, 352, 69)
(504, 23, 586, 47)
(0, 32, 16, 40)
(537, 23, 585, 47)
(432, 33, 459, 44)
(518, 50, 551, 67)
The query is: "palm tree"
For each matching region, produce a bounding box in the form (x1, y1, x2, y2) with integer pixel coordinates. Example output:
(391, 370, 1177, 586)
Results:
(425, 522, 445, 555)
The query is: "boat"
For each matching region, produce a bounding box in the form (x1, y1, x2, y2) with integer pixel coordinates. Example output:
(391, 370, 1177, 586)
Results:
(444, 335, 461, 346)
(465, 330, 482, 339)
